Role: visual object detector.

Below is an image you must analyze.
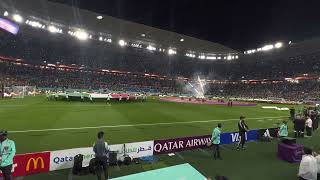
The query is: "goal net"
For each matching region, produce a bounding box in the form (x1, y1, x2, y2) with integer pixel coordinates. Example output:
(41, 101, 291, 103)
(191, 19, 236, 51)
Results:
(4, 86, 36, 98)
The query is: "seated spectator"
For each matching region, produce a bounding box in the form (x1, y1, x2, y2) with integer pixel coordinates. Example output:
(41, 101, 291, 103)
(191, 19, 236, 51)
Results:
(298, 147, 317, 180)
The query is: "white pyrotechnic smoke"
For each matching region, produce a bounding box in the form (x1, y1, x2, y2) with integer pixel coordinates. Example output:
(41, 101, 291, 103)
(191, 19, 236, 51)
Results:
(186, 76, 206, 98)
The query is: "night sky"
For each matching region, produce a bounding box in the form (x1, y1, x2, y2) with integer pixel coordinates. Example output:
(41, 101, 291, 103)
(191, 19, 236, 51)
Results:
(52, 0, 320, 50)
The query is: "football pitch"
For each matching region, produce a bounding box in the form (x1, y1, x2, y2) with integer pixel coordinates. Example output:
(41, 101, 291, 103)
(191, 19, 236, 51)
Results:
(1, 96, 319, 180)
(1, 96, 290, 153)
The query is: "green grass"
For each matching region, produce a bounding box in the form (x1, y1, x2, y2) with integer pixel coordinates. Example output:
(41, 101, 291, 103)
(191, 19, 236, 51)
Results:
(1, 95, 317, 180)
(1, 96, 289, 153)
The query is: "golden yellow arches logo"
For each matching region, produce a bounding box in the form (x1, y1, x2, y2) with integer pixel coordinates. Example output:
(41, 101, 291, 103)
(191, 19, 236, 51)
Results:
(26, 157, 45, 171)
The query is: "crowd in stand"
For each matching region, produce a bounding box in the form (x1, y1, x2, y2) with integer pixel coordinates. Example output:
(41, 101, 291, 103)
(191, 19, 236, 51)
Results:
(2, 60, 320, 101)
(2, 31, 320, 100)
(0, 62, 180, 93)
(207, 81, 320, 101)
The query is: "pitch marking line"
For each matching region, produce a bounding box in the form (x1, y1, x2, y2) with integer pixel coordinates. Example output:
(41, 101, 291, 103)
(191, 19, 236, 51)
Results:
(9, 116, 287, 133)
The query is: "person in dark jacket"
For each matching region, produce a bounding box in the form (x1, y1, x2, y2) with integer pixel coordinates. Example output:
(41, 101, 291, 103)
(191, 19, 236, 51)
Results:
(294, 116, 305, 138)
(290, 107, 295, 120)
(93, 131, 109, 180)
(237, 116, 249, 150)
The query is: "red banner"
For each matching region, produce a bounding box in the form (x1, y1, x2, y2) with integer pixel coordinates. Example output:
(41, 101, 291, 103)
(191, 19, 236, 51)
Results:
(0, 152, 50, 177)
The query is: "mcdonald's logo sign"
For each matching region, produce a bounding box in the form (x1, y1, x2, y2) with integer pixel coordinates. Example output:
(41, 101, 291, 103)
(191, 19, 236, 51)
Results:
(0, 152, 50, 177)
(26, 157, 45, 171)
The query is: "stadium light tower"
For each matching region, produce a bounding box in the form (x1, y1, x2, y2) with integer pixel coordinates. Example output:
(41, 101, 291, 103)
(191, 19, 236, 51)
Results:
(12, 14, 23, 23)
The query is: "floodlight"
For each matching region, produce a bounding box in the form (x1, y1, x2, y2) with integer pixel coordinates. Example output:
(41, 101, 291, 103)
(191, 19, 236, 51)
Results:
(132, 43, 141, 48)
(107, 39, 112, 43)
(4, 11, 9, 17)
(96, 16, 103, 20)
(48, 25, 58, 33)
(119, 39, 126, 46)
(186, 53, 195, 58)
(289, 41, 292, 44)
(236, 55, 239, 59)
(180, 38, 184, 42)
(262, 44, 274, 51)
(227, 56, 232, 60)
(206, 56, 216, 60)
(147, 45, 156, 51)
(198, 55, 206, 59)
(99, 37, 103, 41)
(75, 31, 88, 40)
(275, 42, 283, 48)
(141, 33, 146, 37)
(12, 14, 23, 23)
(217, 57, 222, 59)
(168, 49, 176, 55)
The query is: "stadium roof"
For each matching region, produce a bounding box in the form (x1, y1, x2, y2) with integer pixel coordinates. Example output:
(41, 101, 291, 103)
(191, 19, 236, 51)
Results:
(0, 0, 238, 56)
